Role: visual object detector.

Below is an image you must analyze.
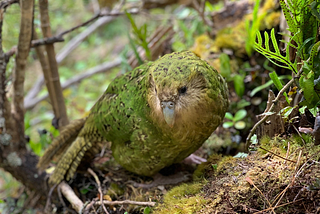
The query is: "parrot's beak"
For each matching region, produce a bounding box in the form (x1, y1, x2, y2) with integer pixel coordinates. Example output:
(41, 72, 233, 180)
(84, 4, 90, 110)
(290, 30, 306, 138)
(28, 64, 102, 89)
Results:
(161, 101, 175, 127)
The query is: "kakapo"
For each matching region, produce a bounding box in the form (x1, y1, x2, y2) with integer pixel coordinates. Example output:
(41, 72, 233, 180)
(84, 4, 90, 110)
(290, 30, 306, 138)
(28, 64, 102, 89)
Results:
(37, 51, 229, 184)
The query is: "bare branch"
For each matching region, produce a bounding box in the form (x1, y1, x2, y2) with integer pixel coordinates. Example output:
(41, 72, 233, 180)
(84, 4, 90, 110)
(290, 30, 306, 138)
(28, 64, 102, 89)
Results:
(11, 0, 34, 146)
(0, 0, 49, 197)
(39, 0, 69, 128)
(24, 7, 134, 105)
(24, 59, 121, 110)
(31, 36, 64, 47)
(31, 9, 139, 48)
(55, 12, 118, 64)
(0, 0, 18, 10)
(0, 1, 12, 134)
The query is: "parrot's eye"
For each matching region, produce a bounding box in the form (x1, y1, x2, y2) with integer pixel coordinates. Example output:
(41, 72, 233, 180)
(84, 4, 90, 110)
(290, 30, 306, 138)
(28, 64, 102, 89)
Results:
(178, 86, 187, 95)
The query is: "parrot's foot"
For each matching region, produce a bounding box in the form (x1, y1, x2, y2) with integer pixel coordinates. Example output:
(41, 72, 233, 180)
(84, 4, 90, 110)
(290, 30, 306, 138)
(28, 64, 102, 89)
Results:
(131, 172, 191, 189)
(129, 154, 206, 188)
(183, 154, 207, 165)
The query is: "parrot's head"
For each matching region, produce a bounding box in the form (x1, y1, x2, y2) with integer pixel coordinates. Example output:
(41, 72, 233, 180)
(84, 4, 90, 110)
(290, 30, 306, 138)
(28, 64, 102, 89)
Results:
(147, 51, 222, 129)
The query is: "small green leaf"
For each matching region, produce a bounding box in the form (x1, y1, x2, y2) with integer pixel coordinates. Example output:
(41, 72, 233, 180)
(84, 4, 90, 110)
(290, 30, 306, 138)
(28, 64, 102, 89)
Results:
(234, 109, 247, 121)
(280, 106, 294, 119)
(309, 107, 318, 117)
(300, 71, 320, 108)
(237, 99, 251, 109)
(250, 134, 258, 144)
(144, 207, 151, 214)
(223, 121, 234, 128)
(80, 188, 89, 194)
(29, 140, 42, 156)
(212, 164, 218, 170)
(205, 1, 214, 11)
(80, 186, 93, 195)
(225, 112, 233, 120)
(269, 71, 283, 91)
(235, 121, 246, 129)
(299, 106, 307, 114)
(219, 53, 231, 79)
(172, 41, 186, 52)
(233, 74, 245, 98)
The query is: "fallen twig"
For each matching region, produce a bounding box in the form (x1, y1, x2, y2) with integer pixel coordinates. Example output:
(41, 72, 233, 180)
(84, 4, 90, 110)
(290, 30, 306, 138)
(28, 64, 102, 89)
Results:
(94, 200, 156, 206)
(259, 146, 296, 163)
(245, 177, 274, 214)
(253, 198, 304, 214)
(59, 181, 84, 212)
(87, 168, 109, 214)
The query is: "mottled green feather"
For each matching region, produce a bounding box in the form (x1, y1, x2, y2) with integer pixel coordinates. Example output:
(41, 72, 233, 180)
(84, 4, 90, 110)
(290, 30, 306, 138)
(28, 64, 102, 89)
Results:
(38, 51, 229, 184)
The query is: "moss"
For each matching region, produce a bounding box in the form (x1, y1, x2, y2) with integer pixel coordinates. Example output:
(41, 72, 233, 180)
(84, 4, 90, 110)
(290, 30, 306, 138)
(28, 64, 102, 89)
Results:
(215, 156, 237, 174)
(154, 182, 208, 214)
(190, 134, 320, 213)
(193, 153, 222, 180)
(106, 182, 125, 199)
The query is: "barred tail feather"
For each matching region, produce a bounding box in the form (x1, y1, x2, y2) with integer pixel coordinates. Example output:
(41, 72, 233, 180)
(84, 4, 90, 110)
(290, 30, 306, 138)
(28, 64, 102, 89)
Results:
(49, 137, 93, 184)
(37, 118, 86, 170)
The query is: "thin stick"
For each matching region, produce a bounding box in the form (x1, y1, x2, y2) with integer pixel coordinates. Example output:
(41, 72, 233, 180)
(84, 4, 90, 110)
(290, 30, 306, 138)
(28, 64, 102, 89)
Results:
(284, 141, 290, 164)
(31, 9, 139, 48)
(87, 168, 109, 214)
(44, 183, 57, 211)
(292, 124, 307, 146)
(253, 198, 303, 214)
(271, 150, 302, 208)
(246, 68, 303, 146)
(245, 177, 273, 211)
(95, 200, 156, 206)
(259, 147, 296, 163)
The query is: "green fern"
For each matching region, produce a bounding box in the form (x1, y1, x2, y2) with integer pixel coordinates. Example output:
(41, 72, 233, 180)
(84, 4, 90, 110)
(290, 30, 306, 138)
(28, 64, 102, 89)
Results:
(255, 29, 297, 73)
(309, 41, 320, 70)
(255, 0, 320, 109)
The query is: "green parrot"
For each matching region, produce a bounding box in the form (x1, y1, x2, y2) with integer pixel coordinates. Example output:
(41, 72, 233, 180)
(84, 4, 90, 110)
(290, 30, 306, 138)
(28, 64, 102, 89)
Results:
(37, 51, 229, 184)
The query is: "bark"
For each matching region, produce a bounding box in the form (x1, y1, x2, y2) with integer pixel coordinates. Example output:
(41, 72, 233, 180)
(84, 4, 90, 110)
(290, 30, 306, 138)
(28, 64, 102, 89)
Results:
(0, 0, 48, 196)
(11, 0, 34, 146)
(38, 0, 69, 128)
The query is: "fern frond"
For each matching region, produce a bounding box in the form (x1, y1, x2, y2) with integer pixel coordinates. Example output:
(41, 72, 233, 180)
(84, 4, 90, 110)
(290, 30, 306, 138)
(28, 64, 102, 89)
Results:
(254, 29, 298, 73)
(280, 0, 298, 35)
(309, 41, 320, 69)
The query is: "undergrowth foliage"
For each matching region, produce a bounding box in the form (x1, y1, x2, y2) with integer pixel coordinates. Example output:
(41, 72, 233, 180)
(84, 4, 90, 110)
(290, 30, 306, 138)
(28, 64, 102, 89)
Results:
(255, 0, 320, 109)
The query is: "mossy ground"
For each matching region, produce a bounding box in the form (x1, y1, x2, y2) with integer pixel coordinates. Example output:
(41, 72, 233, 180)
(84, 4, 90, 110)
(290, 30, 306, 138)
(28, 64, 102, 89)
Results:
(154, 134, 320, 213)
